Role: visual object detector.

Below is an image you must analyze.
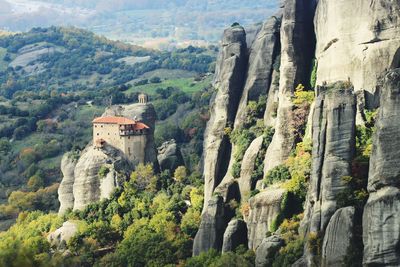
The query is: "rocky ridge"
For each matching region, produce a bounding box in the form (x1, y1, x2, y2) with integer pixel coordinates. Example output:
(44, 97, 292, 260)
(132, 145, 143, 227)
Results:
(194, 0, 400, 266)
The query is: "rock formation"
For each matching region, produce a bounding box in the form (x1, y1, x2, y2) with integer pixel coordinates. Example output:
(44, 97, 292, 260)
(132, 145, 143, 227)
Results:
(47, 221, 78, 250)
(194, 1, 400, 266)
(202, 24, 247, 207)
(321, 207, 355, 267)
(221, 219, 248, 253)
(301, 85, 356, 263)
(157, 139, 184, 172)
(58, 152, 78, 215)
(72, 144, 133, 211)
(193, 196, 227, 255)
(363, 69, 400, 266)
(255, 235, 285, 267)
(263, 0, 317, 173)
(314, 0, 400, 106)
(58, 103, 156, 214)
(234, 16, 281, 128)
(247, 188, 287, 250)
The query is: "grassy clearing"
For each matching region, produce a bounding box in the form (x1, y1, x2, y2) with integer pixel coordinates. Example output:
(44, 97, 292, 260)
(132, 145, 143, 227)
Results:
(126, 76, 212, 94)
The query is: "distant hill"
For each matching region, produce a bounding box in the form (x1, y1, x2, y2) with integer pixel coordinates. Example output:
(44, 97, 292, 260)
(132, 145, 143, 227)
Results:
(0, 0, 280, 48)
(0, 26, 216, 95)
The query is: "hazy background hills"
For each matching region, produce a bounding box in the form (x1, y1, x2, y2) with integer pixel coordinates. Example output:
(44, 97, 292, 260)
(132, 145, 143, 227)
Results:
(0, 0, 280, 49)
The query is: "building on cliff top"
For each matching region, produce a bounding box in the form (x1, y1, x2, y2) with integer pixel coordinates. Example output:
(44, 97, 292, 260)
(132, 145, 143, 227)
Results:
(92, 116, 150, 164)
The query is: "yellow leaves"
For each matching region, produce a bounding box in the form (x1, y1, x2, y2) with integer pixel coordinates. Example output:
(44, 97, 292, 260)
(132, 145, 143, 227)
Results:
(174, 166, 187, 182)
(292, 83, 315, 106)
(190, 187, 204, 211)
(111, 214, 123, 231)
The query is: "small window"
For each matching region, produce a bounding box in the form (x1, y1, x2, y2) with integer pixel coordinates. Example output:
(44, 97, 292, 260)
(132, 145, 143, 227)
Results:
(101, 125, 103, 128)
(95, 125, 97, 128)
(97, 133, 99, 136)
(128, 136, 130, 139)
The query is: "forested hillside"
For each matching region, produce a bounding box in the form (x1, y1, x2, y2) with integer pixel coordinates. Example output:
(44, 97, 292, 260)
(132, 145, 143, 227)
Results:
(0, 27, 216, 233)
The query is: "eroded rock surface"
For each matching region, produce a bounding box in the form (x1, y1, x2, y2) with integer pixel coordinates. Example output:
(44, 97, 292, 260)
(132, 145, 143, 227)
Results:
(315, 0, 400, 106)
(203, 25, 247, 207)
(58, 152, 78, 215)
(321, 207, 355, 267)
(193, 196, 227, 256)
(222, 219, 248, 253)
(73, 144, 133, 211)
(255, 235, 285, 267)
(300, 86, 356, 264)
(263, 0, 317, 173)
(247, 188, 287, 250)
(47, 221, 78, 250)
(157, 139, 183, 172)
(363, 69, 400, 266)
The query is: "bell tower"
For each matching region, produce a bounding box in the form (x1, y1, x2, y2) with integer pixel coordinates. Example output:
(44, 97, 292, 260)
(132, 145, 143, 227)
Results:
(138, 93, 148, 104)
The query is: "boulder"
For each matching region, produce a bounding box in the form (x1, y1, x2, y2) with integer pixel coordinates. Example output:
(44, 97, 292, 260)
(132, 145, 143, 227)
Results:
(72, 144, 133, 211)
(321, 207, 355, 267)
(58, 152, 78, 215)
(222, 219, 248, 253)
(363, 69, 400, 266)
(203, 25, 247, 207)
(247, 188, 287, 250)
(157, 139, 184, 172)
(47, 221, 78, 250)
(193, 196, 227, 256)
(255, 235, 285, 267)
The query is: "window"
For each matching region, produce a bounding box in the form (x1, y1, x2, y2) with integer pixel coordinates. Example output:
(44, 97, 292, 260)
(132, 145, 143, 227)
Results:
(97, 133, 99, 136)
(128, 147, 131, 155)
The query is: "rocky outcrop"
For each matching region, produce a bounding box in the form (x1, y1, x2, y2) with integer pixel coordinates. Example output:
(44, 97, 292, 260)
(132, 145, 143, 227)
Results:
(314, 0, 400, 107)
(238, 136, 264, 200)
(58, 152, 78, 215)
(234, 16, 281, 128)
(300, 86, 356, 263)
(193, 196, 227, 256)
(47, 221, 78, 250)
(73, 144, 133, 211)
(255, 235, 285, 267)
(222, 219, 248, 253)
(321, 207, 355, 267)
(58, 103, 157, 214)
(247, 188, 287, 250)
(157, 139, 184, 172)
(103, 102, 158, 165)
(263, 0, 317, 173)
(202, 25, 247, 207)
(363, 69, 400, 266)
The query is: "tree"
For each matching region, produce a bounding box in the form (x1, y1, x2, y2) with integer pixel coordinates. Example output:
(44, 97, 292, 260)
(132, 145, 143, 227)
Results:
(130, 164, 157, 190)
(174, 166, 187, 182)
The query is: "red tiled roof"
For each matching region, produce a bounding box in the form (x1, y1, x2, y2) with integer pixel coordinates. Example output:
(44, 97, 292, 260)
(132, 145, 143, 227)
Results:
(133, 122, 150, 130)
(93, 116, 136, 125)
(92, 116, 150, 129)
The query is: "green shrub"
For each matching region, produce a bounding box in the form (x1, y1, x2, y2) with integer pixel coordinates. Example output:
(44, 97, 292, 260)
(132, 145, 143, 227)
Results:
(264, 165, 291, 186)
(98, 166, 110, 178)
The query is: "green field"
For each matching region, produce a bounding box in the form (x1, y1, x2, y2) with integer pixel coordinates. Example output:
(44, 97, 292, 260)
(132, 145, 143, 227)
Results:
(126, 76, 212, 94)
